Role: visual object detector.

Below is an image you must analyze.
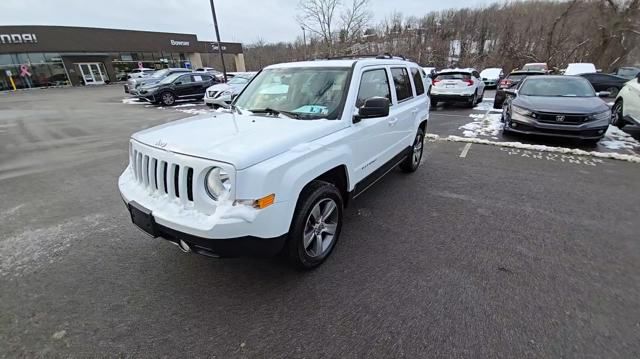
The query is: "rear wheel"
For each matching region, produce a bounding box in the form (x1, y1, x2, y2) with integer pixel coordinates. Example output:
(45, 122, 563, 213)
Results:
(400, 127, 425, 173)
(605, 87, 619, 98)
(467, 91, 478, 108)
(286, 181, 343, 269)
(612, 100, 626, 128)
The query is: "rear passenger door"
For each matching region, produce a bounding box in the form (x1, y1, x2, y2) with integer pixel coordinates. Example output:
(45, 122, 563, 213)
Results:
(389, 66, 418, 155)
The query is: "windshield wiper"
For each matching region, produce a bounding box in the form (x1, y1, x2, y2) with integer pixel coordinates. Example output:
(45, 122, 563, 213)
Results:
(248, 108, 300, 119)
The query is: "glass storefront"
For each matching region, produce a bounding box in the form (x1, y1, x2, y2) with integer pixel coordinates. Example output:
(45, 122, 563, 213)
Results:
(0, 52, 69, 91)
(111, 51, 190, 80)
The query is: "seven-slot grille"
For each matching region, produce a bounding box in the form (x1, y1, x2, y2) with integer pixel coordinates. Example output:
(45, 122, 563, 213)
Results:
(534, 112, 586, 124)
(130, 148, 194, 202)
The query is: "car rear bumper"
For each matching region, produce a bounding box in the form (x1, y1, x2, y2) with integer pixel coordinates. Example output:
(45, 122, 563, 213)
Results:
(431, 93, 474, 103)
(507, 113, 609, 139)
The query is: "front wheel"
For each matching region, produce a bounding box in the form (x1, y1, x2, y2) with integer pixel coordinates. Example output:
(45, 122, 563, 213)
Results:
(160, 91, 176, 106)
(400, 127, 425, 173)
(286, 181, 343, 269)
(612, 100, 626, 128)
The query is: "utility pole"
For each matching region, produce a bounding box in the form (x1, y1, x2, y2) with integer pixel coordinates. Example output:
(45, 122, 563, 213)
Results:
(209, 0, 227, 82)
(301, 26, 307, 60)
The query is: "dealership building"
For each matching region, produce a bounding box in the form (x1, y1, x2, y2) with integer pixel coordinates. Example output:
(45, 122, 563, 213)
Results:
(0, 25, 245, 90)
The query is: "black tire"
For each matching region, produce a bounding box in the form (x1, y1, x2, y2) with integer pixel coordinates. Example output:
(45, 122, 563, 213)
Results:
(612, 100, 626, 128)
(160, 91, 176, 106)
(467, 91, 477, 108)
(400, 127, 425, 173)
(286, 180, 343, 269)
(605, 87, 619, 98)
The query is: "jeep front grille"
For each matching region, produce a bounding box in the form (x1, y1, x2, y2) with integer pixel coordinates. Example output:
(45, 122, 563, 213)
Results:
(130, 149, 194, 202)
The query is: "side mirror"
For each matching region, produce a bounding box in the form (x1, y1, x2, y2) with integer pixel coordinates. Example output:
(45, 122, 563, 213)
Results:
(504, 89, 518, 97)
(354, 97, 390, 123)
(597, 91, 610, 98)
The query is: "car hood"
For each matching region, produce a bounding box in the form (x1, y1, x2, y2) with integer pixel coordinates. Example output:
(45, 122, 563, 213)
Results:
(515, 95, 608, 114)
(137, 78, 162, 87)
(206, 83, 232, 92)
(132, 112, 345, 169)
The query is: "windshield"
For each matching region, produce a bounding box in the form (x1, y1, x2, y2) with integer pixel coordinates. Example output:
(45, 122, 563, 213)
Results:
(234, 67, 350, 120)
(150, 69, 171, 79)
(618, 68, 639, 77)
(228, 77, 250, 85)
(159, 73, 182, 84)
(519, 77, 595, 97)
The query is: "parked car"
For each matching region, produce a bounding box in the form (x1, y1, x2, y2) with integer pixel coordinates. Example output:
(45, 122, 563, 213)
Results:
(138, 72, 216, 105)
(119, 57, 430, 268)
(430, 68, 485, 107)
(196, 67, 226, 81)
(522, 63, 548, 72)
(479, 68, 504, 88)
(127, 68, 155, 79)
(494, 70, 546, 109)
(204, 73, 255, 108)
(502, 75, 611, 144)
(564, 63, 597, 76)
(611, 72, 640, 129)
(579, 73, 628, 98)
(125, 68, 191, 95)
(610, 66, 640, 80)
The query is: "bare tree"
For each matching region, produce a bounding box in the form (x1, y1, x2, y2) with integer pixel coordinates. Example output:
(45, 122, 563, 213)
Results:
(297, 0, 341, 55)
(339, 0, 372, 46)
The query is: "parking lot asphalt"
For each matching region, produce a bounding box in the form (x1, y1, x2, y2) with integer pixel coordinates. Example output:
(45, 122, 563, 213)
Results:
(1, 86, 640, 358)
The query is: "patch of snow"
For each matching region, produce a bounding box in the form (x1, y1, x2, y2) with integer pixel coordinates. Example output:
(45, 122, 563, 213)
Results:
(600, 126, 640, 150)
(472, 98, 501, 112)
(424, 133, 640, 163)
(176, 108, 213, 116)
(460, 113, 503, 137)
(52, 330, 67, 340)
(121, 98, 147, 105)
(173, 103, 198, 108)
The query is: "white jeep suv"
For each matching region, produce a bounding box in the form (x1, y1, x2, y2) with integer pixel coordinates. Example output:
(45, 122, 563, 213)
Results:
(612, 73, 640, 129)
(430, 68, 485, 107)
(119, 57, 430, 268)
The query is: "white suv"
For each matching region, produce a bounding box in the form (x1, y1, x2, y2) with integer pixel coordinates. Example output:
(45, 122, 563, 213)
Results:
(119, 57, 430, 268)
(612, 73, 640, 129)
(430, 68, 485, 107)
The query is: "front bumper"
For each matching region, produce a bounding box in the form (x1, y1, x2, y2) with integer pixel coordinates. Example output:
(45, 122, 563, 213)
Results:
(119, 163, 291, 256)
(507, 113, 609, 139)
(204, 96, 231, 107)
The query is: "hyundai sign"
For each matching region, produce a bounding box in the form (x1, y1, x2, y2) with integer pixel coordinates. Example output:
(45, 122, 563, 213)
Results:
(0, 33, 38, 44)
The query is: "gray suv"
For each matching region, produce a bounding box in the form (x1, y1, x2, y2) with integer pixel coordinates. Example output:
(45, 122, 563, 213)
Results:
(124, 68, 192, 95)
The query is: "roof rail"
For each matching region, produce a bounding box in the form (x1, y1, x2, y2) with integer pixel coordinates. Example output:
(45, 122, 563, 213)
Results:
(319, 53, 408, 61)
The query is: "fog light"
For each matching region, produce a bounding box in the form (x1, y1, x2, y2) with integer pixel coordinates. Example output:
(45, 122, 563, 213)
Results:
(511, 122, 518, 128)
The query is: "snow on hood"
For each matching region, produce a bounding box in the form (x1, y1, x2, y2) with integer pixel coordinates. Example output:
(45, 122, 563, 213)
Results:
(206, 83, 233, 92)
(515, 96, 609, 114)
(480, 68, 502, 79)
(132, 112, 345, 169)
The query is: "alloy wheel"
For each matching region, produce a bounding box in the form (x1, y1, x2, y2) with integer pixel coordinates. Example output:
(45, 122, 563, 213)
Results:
(303, 198, 338, 258)
(412, 131, 424, 166)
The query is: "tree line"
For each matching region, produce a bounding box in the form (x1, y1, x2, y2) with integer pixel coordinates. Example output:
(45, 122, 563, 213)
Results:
(243, 0, 639, 72)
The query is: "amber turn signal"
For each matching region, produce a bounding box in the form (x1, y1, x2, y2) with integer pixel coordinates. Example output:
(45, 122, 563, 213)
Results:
(255, 193, 275, 209)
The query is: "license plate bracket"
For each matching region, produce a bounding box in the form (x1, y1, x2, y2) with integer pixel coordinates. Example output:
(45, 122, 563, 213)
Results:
(129, 201, 157, 237)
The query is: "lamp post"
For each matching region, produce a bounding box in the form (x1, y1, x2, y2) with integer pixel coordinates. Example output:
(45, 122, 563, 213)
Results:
(301, 26, 307, 60)
(209, 0, 228, 82)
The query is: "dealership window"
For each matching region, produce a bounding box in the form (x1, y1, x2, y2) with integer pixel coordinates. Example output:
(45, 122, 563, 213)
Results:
(0, 52, 70, 90)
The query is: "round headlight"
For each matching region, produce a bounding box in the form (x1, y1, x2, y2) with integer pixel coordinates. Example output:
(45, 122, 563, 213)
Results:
(205, 167, 231, 200)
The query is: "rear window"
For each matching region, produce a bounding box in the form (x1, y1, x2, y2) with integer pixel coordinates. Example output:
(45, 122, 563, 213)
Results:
(434, 72, 471, 81)
(391, 67, 413, 102)
(507, 74, 527, 82)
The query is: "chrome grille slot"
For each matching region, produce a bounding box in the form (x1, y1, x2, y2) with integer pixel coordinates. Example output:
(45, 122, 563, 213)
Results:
(150, 158, 158, 190)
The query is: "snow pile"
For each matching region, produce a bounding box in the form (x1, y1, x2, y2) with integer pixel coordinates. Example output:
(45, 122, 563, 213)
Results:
(173, 103, 198, 108)
(600, 126, 640, 150)
(121, 98, 147, 105)
(472, 99, 501, 112)
(459, 113, 503, 137)
(424, 133, 640, 163)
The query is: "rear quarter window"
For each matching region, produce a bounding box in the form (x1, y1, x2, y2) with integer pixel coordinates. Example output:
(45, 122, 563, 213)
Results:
(411, 68, 425, 96)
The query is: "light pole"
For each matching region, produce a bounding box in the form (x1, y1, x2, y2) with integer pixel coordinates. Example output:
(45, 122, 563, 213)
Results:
(209, 0, 227, 82)
(301, 26, 307, 60)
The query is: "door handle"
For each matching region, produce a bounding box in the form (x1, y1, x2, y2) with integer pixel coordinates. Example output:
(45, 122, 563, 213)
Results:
(388, 117, 399, 126)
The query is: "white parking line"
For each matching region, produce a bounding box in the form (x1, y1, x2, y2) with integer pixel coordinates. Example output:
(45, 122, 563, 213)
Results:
(459, 143, 472, 158)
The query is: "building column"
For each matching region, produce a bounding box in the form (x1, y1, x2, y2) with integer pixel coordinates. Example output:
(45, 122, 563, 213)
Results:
(234, 53, 246, 72)
(188, 53, 203, 69)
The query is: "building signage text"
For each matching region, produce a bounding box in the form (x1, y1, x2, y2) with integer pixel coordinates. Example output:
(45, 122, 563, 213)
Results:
(0, 33, 38, 45)
(170, 39, 190, 46)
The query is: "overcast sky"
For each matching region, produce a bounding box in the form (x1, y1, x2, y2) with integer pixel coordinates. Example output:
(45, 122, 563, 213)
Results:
(2, 0, 499, 43)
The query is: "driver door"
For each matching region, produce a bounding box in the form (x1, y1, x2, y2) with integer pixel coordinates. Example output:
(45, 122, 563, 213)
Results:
(174, 74, 194, 97)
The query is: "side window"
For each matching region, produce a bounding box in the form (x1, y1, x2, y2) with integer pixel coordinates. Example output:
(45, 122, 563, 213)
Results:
(472, 71, 481, 78)
(192, 75, 205, 82)
(411, 68, 425, 96)
(177, 75, 193, 84)
(391, 67, 413, 102)
(356, 69, 391, 107)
